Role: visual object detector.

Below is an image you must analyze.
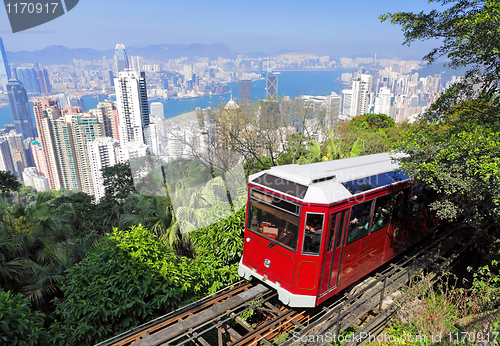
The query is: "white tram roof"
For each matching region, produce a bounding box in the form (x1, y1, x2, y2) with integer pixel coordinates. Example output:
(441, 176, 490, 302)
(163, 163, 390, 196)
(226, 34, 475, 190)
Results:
(249, 152, 409, 204)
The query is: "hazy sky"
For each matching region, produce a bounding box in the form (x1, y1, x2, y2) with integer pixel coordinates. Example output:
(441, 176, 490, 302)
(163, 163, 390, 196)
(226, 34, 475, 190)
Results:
(0, 0, 443, 58)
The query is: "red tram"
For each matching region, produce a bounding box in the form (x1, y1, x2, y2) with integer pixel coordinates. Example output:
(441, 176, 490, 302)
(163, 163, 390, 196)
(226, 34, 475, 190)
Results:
(238, 153, 436, 307)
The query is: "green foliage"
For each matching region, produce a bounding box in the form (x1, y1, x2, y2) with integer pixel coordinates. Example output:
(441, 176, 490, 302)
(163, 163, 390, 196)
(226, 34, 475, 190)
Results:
(302, 130, 364, 164)
(349, 113, 396, 130)
(102, 161, 136, 203)
(397, 96, 500, 228)
(466, 260, 500, 312)
(191, 207, 245, 267)
(50, 222, 244, 345)
(380, 0, 500, 95)
(334, 113, 403, 155)
(0, 289, 48, 346)
(0, 171, 21, 198)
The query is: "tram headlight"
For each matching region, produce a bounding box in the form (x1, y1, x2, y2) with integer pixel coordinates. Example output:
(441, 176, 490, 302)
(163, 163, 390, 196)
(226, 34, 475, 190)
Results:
(264, 259, 271, 268)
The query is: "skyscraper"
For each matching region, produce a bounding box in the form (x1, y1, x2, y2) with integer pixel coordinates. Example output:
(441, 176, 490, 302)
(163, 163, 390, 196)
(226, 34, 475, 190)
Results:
(0, 139, 14, 173)
(370, 54, 379, 93)
(70, 114, 102, 195)
(239, 79, 252, 103)
(266, 71, 278, 100)
(33, 99, 63, 189)
(114, 70, 150, 146)
(16, 68, 41, 96)
(87, 137, 120, 202)
(350, 74, 372, 117)
(6, 79, 36, 139)
(342, 89, 353, 116)
(114, 44, 129, 73)
(37, 69, 51, 94)
(0, 37, 11, 94)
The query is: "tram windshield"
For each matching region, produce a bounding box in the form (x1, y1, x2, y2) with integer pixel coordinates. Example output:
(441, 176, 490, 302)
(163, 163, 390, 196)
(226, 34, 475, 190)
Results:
(247, 189, 300, 252)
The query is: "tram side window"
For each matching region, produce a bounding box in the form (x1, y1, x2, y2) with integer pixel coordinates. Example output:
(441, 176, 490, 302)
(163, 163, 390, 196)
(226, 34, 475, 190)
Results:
(327, 214, 337, 252)
(346, 200, 373, 245)
(335, 212, 346, 248)
(302, 213, 324, 256)
(409, 185, 422, 212)
(371, 194, 392, 232)
(392, 188, 410, 222)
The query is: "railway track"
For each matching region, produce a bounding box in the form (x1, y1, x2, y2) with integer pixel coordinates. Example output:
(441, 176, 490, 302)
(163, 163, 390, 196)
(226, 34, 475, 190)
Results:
(97, 222, 483, 346)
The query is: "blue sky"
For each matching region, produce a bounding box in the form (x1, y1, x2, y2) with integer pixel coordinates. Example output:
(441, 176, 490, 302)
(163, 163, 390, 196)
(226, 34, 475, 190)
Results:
(0, 0, 443, 58)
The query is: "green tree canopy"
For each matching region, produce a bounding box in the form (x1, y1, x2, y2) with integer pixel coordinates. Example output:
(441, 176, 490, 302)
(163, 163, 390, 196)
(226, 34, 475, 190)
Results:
(0, 171, 21, 198)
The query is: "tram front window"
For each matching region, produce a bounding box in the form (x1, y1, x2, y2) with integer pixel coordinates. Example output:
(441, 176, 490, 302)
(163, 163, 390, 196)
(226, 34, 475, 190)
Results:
(247, 190, 300, 252)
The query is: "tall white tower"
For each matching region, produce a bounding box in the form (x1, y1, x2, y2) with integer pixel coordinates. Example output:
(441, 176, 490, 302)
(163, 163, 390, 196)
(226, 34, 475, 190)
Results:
(114, 71, 150, 146)
(350, 74, 372, 117)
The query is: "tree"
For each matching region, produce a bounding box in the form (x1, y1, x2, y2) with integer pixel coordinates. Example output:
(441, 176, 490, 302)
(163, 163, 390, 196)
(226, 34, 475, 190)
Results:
(99, 162, 136, 229)
(380, 0, 500, 95)
(0, 289, 48, 346)
(0, 171, 21, 198)
(396, 96, 500, 228)
(380, 1, 500, 230)
(102, 162, 135, 202)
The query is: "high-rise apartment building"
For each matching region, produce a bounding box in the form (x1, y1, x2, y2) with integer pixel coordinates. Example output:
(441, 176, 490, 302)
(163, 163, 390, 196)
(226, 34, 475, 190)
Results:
(22, 167, 50, 192)
(350, 74, 372, 117)
(114, 70, 150, 146)
(87, 137, 120, 202)
(114, 44, 129, 73)
(4, 131, 31, 178)
(342, 89, 353, 116)
(33, 99, 63, 189)
(16, 68, 41, 96)
(239, 79, 252, 103)
(0, 37, 11, 94)
(70, 114, 102, 195)
(374, 87, 394, 118)
(0, 139, 14, 173)
(30, 141, 48, 177)
(266, 71, 278, 101)
(6, 79, 36, 139)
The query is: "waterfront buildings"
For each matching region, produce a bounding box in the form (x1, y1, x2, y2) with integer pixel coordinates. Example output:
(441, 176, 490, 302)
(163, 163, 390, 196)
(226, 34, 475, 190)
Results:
(239, 79, 252, 103)
(6, 79, 37, 139)
(266, 71, 278, 101)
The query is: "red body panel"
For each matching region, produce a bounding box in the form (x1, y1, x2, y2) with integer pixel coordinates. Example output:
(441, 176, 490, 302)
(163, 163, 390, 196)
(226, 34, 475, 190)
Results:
(241, 179, 435, 307)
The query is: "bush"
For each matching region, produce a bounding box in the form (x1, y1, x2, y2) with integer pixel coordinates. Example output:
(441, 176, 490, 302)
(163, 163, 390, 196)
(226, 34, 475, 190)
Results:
(49, 225, 195, 345)
(0, 289, 48, 346)
(49, 219, 245, 345)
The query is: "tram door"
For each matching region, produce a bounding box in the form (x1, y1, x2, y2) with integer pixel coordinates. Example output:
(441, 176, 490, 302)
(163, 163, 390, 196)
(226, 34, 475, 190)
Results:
(319, 209, 348, 295)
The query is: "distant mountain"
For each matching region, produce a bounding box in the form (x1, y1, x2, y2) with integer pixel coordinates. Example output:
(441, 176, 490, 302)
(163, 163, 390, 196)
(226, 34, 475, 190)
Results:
(409, 62, 468, 83)
(6, 43, 238, 65)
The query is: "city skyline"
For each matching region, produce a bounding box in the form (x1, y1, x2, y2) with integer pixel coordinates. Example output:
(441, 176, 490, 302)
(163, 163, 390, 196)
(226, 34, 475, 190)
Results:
(0, 0, 444, 59)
